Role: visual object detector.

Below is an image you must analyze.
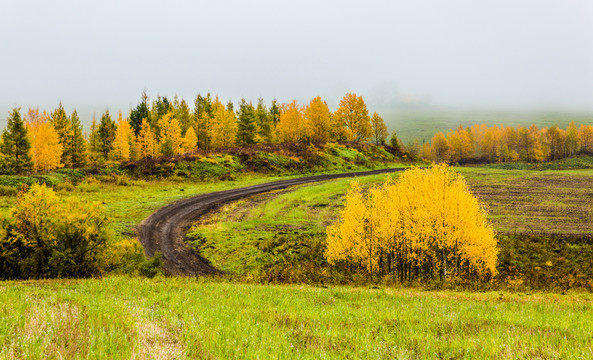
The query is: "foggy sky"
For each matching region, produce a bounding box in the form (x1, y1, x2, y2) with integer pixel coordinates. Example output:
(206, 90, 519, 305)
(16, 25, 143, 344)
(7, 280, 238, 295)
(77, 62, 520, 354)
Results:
(1, 0, 592, 125)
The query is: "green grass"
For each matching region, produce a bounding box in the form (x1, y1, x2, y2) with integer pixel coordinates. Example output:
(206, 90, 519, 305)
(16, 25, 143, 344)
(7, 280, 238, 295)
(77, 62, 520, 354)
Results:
(1, 276, 592, 359)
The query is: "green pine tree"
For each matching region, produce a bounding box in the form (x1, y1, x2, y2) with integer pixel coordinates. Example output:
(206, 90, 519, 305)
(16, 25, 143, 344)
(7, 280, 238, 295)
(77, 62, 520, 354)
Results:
(97, 110, 116, 159)
(130, 90, 150, 136)
(193, 93, 214, 149)
(49, 102, 71, 165)
(237, 99, 258, 147)
(255, 98, 272, 143)
(1, 108, 32, 174)
(69, 110, 87, 167)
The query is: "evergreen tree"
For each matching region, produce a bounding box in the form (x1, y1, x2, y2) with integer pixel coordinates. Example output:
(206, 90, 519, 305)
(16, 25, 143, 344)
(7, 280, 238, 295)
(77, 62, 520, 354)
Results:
(49, 102, 71, 165)
(130, 90, 150, 136)
(97, 110, 116, 159)
(269, 99, 281, 125)
(1, 108, 32, 174)
(193, 93, 214, 149)
(69, 110, 87, 167)
(255, 98, 272, 143)
(175, 98, 193, 135)
(88, 115, 102, 165)
(236, 99, 258, 147)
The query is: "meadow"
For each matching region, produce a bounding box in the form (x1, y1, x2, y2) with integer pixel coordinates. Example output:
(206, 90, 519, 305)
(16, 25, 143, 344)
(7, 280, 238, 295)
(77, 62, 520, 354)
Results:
(2, 146, 593, 358)
(1, 277, 592, 359)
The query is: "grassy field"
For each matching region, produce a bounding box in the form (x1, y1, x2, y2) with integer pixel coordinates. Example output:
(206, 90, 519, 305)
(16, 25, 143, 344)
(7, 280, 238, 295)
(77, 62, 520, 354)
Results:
(1, 276, 592, 359)
(377, 108, 593, 144)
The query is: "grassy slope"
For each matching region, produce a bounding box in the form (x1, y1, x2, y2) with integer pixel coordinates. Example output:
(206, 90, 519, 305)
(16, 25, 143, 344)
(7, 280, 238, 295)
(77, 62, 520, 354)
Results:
(1, 277, 592, 359)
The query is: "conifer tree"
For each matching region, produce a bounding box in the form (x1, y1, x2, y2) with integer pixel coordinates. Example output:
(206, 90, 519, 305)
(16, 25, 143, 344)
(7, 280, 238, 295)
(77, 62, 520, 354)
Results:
(130, 90, 150, 136)
(174, 97, 193, 135)
(255, 98, 272, 143)
(97, 110, 116, 159)
(137, 119, 156, 159)
(1, 108, 32, 174)
(269, 99, 281, 125)
(182, 127, 197, 152)
(236, 99, 258, 147)
(193, 93, 214, 149)
(49, 102, 71, 165)
(69, 110, 87, 167)
(87, 115, 103, 165)
(158, 112, 183, 156)
(111, 113, 132, 161)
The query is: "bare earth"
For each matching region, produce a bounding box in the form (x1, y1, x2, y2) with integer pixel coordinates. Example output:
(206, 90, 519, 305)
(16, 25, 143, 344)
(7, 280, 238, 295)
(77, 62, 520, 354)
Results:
(137, 168, 406, 276)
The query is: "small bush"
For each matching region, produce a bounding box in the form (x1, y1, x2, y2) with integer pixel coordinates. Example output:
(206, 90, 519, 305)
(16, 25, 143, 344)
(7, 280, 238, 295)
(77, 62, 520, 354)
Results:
(55, 181, 76, 192)
(139, 252, 163, 278)
(0, 185, 17, 196)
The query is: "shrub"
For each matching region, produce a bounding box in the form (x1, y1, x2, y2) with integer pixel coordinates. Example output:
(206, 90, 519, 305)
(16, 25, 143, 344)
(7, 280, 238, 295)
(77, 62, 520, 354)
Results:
(0, 185, 17, 196)
(0, 183, 111, 279)
(139, 252, 163, 278)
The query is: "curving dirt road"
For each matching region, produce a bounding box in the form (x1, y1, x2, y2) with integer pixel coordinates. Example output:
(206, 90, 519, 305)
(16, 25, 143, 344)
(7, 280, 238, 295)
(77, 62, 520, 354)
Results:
(138, 168, 406, 276)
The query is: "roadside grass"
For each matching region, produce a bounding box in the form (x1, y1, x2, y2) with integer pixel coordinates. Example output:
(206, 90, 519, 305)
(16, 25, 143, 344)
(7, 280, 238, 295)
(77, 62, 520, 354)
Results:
(1, 277, 592, 359)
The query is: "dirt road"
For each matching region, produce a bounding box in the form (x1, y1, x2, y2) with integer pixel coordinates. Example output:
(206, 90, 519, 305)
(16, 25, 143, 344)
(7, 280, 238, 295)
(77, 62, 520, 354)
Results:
(138, 168, 406, 276)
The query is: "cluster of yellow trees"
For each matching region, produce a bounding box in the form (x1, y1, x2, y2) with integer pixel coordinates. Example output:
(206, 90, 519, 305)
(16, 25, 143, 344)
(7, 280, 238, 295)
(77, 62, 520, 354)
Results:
(326, 165, 498, 281)
(9, 93, 390, 173)
(423, 122, 593, 163)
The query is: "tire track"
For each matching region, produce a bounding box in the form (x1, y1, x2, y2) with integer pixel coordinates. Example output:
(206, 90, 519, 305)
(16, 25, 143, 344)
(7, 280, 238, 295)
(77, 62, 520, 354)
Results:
(138, 168, 406, 276)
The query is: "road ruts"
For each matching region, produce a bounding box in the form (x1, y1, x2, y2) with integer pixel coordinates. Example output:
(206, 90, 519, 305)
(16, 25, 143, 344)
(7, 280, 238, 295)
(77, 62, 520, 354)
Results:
(137, 167, 406, 276)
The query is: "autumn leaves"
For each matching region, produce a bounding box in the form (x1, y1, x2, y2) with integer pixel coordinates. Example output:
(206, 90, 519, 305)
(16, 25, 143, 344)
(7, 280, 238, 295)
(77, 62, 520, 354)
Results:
(424, 123, 592, 163)
(2, 93, 391, 174)
(326, 165, 498, 281)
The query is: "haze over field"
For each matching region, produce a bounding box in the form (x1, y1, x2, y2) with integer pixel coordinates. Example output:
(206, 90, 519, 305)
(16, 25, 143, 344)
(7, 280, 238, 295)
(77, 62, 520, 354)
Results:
(1, 0, 592, 128)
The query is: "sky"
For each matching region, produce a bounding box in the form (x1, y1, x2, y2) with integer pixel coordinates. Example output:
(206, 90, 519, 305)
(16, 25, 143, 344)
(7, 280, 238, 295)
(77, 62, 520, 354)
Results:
(1, 0, 592, 125)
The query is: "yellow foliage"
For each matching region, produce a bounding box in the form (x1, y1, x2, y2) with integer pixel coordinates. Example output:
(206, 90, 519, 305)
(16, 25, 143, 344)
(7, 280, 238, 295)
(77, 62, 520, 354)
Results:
(26, 112, 63, 172)
(112, 113, 133, 161)
(276, 100, 305, 143)
(137, 119, 156, 159)
(333, 93, 372, 142)
(209, 99, 238, 149)
(304, 97, 332, 142)
(158, 112, 183, 156)
(326, 164, 498, 281)
(183, 126, 198, 152)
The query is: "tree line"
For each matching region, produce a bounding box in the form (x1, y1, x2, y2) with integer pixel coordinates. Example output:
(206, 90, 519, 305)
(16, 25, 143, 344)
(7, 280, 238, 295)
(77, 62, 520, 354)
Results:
(421, 122, 593, 163)
(0, 92, 390, 174)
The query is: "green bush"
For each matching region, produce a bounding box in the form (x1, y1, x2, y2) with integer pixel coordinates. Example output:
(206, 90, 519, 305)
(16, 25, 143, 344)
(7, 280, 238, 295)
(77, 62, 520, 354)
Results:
(139, 252, 163, 278)
(0, 185, 17, 196)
